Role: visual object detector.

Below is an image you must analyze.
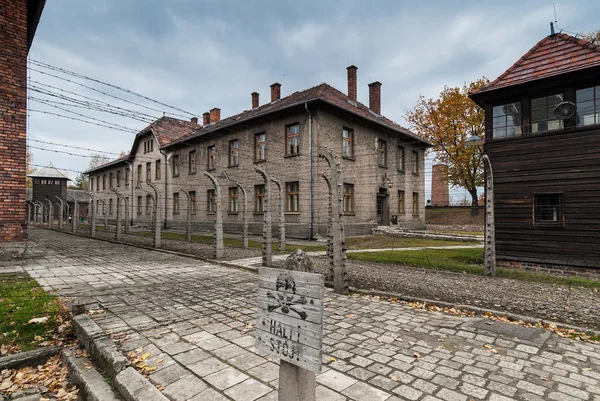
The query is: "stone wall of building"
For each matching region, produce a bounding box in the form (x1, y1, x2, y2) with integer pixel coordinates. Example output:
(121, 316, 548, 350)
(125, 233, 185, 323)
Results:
(0, 0, 28, 244)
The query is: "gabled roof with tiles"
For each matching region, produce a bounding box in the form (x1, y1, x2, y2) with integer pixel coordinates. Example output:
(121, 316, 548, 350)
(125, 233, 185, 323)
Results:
(168, 83, 431, 147)
(473, 33, 600, 95)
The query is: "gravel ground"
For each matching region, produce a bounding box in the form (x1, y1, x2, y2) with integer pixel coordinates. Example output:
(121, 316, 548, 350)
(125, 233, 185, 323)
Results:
(67, 227, 263, 261)
(308, 257, 600, 330)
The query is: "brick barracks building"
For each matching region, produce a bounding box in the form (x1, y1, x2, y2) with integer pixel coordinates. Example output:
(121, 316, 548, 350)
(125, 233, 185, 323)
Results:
(0, 0, 46, 256)
(87, 67, 432, 238)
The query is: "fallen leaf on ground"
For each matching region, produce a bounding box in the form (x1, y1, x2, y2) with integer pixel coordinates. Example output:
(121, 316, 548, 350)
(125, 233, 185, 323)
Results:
(28, 317, 49, 324)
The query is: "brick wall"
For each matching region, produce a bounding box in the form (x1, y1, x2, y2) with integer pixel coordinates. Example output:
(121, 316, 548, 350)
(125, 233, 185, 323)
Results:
(431, 164, 449, 206)
(0, 0, 28, 243)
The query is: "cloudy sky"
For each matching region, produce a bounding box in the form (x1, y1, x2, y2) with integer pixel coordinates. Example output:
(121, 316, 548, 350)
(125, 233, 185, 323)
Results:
(28, 0, 600, 201)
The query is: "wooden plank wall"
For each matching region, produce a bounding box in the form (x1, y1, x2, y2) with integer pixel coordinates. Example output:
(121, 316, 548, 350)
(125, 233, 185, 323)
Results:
(487, 127, 600, 268)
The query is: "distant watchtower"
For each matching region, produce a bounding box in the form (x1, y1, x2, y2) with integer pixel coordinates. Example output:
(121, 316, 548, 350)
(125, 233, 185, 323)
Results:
(28, 163, 70, 218)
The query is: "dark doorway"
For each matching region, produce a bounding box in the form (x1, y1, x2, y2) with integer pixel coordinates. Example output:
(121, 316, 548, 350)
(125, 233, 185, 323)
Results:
(376, 188, 389, 225)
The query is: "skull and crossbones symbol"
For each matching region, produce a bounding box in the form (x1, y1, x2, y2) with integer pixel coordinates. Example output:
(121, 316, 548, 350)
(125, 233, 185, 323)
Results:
(266, 272, 308, 320)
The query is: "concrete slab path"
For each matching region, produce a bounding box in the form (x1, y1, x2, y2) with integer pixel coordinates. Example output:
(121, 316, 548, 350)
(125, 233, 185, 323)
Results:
(6, 229, 600, 401)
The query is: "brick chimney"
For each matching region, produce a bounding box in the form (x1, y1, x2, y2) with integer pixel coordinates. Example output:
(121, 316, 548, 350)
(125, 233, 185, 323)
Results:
(347, 65, 357, 102)
(270, 82, 281, 102)
(210, 108, 221, 123)
(251, 92, 259, 109)
(368, 81, 382, 115)
(431, 164, 450, 207)
(203, 112, 210, 125)
(190, 117, 198, 124)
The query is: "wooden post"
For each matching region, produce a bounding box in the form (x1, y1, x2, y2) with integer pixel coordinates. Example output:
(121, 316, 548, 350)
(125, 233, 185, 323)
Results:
(255, 166, 272, 266)
(270, 178, 286, 253)
(204, 172, 223, 258)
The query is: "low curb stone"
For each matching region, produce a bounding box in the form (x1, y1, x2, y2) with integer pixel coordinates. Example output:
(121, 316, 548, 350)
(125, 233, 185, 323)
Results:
(115, 367, 169, 401)
(0, 346, 60, 371)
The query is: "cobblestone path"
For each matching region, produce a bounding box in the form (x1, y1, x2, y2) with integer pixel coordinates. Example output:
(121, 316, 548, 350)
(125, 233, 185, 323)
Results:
(6, 229, 600, 401)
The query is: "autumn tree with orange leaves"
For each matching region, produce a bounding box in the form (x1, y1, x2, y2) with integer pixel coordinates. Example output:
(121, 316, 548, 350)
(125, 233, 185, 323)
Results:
(406, 78, 488, 216)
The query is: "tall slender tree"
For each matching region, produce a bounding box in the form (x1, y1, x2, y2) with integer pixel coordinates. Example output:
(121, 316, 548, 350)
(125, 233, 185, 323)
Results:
(406, 78, 488, 215)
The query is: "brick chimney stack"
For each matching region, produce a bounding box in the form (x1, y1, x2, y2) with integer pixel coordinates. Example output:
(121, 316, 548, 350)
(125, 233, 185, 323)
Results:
(251, 92, 259, 109)
(270, 82, 281, 102)
(210, 108, 221, 123)
(347, 65, 357, 102)
(190, 117, 198, 124)
(203, 112, 210, 125)
(431, 164, 450, 207)
(368, 81, 382, 115)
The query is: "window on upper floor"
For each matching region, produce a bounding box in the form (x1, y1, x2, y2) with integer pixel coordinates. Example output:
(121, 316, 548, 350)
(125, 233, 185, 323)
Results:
(103, 175, 106, 190)
(397, 146, 405, 171)
(116, 170, 121, 187)
(411, 151, 419, 175)
(207, 189, 216, 213)
(96, 176, 100, 191)
(137, 165, 142, 183)
(534, 194, 563, 226)
(492, 102, 521, 138)
(155, 160, 161, 181)
(531, 94, 564, 133)
(377, 139, 387, 167)
(146, 163, 152, 183)
(229, 187, 239, 212)
(255, 185, 265, 212)
(189, 191, 197, 214)
(173, 192, 179, 215)
(576, 85, 600, 127)
(109, 173, 114, 188)
(343, 184, 354, 214)
(286, 181, 299, 212)
(90, 177, 94, 192)
(172, 155, 180, 177)
(342, 128, 354, 159)
(286, 124, 300, 155)
(255, 133, 266, 161)
(229, 140, 239, 167)
(125, 168, 129, 186)
(207, 146, 216, 170)
(189, 150, 197, 174)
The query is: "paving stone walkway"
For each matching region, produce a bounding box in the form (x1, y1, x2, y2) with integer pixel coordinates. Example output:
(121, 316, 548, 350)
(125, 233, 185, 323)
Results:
(5, 229, 600, 401)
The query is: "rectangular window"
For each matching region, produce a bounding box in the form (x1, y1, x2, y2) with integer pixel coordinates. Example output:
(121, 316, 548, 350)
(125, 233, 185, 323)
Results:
(229, 187, 239, 212)
(189, 191, 197, 214)
(96, 176, 100, 191)
(397, 147, 405, 171)
(207, 189, 216, 213)
(493, 102, 521, 138)
(229, 140, 239, 166)
(255, 133, 266, 161)
(116, 171, 121, 187)
(534, 194, 563, 225)
(531, 94, 564, 133)
(412, 192, 419, 216)
(109, 198, 113, 214)
(398, 191, 405, 215)
(90, 177, 94, 192)
(342, 128, 354, 158)
(96, 199, 100, 214)
(144, 142, 147, 154)
(255, 185, 265, 212)
(109, 173, 114, 188)
(173, 192, 179, 215)
(189, 150, 196, 174)
(172, 155, 180, 177)
(343, 184, 354, 214)
(207, 146, 216, 170)
(102, 200, 105, 214)
(137, 196, 142, 214)
(146, 195, 152, 215)
(146, 162, 152, 183)
(412, 151, 419, 175)
(286, 124, 300, 155)
(137, 165, 142, 183)
(378, 139, 387, 167)
(155, 160, 161, 181)
(286, 181, 299, 212)
(125, 168, 129, 186)
(576, 86, 600, 127)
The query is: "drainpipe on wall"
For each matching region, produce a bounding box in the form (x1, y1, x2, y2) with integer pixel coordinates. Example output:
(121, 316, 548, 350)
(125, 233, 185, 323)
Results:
(305, 102, 313, 240)
(159, 148, 168, 229)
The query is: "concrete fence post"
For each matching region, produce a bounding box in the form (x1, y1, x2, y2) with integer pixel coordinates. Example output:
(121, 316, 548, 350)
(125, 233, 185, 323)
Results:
(123, 197, 130, 234)
(270, 178, 285, 253)
(54, 197, 64, 231)
(68, 195, 79, 234)
(85, 192, 96, 237)
(221, 171, 248, 248)
(34, 201, 43, 226)
(139, 182, 161, 248)
(204, 172, 223, 258)
(110, 188, 123, 241)
(255, 166, 272, 266)
(181, 190, 192, 242)
(65, 202, 70, 229)
(45, 198, 53, 230)
(26, 202, 32, 226)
